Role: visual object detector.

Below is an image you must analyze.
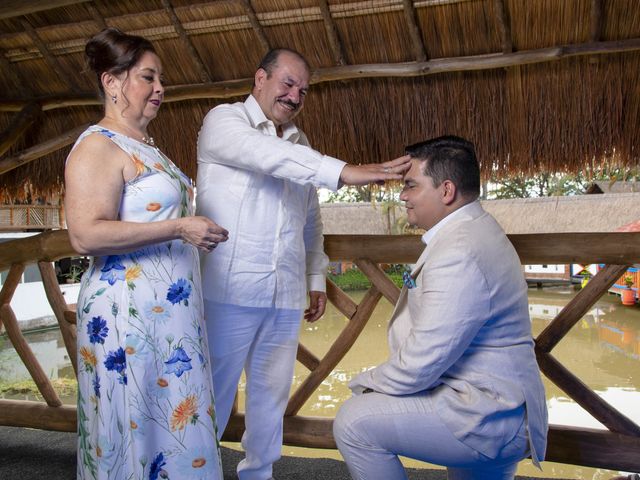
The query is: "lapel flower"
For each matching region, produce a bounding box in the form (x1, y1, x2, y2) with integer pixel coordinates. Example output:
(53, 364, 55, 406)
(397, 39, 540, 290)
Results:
(402, 270, 416, 289)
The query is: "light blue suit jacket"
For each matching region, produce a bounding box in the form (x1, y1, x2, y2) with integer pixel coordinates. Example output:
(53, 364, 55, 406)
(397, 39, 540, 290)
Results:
(350, 201, 548, 465)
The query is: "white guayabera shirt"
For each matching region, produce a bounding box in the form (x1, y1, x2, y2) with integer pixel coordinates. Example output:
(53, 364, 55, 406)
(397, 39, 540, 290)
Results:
(196, 95, 346, 309)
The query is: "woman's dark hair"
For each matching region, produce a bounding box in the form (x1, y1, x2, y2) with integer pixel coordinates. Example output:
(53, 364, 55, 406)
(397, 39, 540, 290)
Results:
(85, 28, 156, 95)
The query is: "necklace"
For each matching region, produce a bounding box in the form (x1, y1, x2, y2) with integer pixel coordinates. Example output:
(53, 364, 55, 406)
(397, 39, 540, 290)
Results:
(141, 136, 156, 147)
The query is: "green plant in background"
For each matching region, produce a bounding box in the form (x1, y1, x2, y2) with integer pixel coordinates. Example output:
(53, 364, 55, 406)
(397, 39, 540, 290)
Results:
(328, 264, 406, 291)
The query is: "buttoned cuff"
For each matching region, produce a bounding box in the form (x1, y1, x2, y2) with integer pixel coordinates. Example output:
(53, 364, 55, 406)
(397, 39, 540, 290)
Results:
(307, 273, 327, 293)
(318, 155, 347, 191)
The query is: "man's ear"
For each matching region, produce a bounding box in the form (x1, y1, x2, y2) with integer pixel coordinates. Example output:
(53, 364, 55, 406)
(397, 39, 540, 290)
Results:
(254, 68, 267, 91)
(441, 180, 457, 205)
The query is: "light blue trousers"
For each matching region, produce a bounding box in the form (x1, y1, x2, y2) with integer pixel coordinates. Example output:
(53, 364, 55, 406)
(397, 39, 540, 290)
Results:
(205, 300, 302, 480)
(334, 391, 528, 480)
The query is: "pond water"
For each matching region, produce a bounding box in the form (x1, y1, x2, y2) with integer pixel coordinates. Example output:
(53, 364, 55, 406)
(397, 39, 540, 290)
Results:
(1, 286, 639, 479)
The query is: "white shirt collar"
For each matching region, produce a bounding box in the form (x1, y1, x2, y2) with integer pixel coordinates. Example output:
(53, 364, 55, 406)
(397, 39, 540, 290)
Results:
(245, 95, 300, 142)
(421, 200, 479, 245)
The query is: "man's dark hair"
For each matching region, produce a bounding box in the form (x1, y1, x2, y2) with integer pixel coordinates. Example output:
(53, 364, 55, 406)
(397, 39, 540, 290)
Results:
(405, 135, 481, 199)
(257, 48, 310, 76)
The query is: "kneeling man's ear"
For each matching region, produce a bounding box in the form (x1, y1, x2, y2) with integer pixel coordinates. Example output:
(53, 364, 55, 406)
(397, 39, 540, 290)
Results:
(441, 179, 457, 205)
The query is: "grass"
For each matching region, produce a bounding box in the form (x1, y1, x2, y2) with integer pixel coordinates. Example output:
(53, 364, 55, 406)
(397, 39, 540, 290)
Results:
(0, 377, 77, 398)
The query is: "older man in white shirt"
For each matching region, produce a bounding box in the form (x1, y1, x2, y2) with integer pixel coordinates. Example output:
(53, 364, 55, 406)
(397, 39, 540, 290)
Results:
(196, 48, 409, 480)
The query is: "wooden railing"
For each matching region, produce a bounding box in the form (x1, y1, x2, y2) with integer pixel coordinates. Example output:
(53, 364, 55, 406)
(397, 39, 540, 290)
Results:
(0, 205, 63, 230)
(0, 230, 639, 471)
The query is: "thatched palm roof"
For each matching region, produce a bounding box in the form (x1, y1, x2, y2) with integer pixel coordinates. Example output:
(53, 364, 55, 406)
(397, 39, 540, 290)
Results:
(1, 0, 639, 201)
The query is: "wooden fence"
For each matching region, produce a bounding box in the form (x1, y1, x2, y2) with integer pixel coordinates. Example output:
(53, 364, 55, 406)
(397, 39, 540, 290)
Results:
(0, 230, 639, 471)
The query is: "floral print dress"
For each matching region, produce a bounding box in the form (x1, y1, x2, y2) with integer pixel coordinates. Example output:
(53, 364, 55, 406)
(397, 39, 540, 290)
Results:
(73, 126, 222, 480)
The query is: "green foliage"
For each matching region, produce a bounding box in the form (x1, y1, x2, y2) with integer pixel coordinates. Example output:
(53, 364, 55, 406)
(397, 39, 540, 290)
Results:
(328, 265, 405, 291)
(488, 165, 640, 199)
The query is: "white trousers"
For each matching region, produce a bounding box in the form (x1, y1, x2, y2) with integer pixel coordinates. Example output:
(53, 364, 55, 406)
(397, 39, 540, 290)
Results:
(205, 300, 302, 480)
(334, 391, 528, 480)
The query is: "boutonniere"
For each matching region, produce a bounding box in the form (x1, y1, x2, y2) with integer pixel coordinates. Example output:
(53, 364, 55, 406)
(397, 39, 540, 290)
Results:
(402, 270, 416, 289)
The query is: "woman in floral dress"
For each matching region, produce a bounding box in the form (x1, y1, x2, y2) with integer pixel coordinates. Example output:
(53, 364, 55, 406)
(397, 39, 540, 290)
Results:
(65, 28, 228, 479)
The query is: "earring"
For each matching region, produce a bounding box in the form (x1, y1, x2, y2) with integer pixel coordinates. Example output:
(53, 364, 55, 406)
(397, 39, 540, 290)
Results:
(111, 94, 117, 104)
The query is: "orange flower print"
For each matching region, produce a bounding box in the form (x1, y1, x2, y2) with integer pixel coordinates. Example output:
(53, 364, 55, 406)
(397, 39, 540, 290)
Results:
(125, 265, 142, 282)
(153, 162, 165, 172)
(188, 186, 194, 202)
(80, 346, 97, 369)
(146, 202, 162, 211)
(131, 154, 146, 177)
(170, 394, 199, 431)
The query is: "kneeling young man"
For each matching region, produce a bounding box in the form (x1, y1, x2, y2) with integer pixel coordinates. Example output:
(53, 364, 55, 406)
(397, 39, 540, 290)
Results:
(333, 136, 548, 480)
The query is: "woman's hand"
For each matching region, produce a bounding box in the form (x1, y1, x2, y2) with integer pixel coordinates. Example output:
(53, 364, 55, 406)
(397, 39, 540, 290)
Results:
(178, 216, 229, 253)
(339, 155, 411, 186)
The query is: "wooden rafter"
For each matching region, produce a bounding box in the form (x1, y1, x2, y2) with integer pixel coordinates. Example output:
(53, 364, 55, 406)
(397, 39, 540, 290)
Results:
(0, 102, 42, 157)
(401, 0, 427, 62)
(318, 0, 347, 66)
(161, 0, 212, 83)
(3, 37, 639, 113)
(0, 52, 34, 97)
(84, 2, 107, 30)
(493, 0, 513, 53)
(239, 0, 270, 54)
(19, 18, 78, 90)
(0, 0, 89, 20)
(0, 122, 90, 175)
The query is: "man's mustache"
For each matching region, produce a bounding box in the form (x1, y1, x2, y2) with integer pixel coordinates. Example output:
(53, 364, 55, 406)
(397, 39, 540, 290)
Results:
(278, 98, 301, 110)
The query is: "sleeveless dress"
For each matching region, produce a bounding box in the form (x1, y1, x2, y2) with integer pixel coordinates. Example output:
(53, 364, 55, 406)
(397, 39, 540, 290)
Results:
(73, 126, 223, 480)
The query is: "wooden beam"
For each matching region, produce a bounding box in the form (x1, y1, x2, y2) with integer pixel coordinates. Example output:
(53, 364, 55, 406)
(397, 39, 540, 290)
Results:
(0, 301, 63, 407)
(0, 102, 42, 157)
(0, 52, 33, 97)
(286, 286, 382, 416)
(0, 230, 76, 273)
(507, 232, 640, 264)
(84, 2, 107, 30)
(161, 0, 212, 83)
(0, 399, 76, 431)
(225, 415, 640, 471)
(20, 18, 78, 90)
(326, 278, 358, 319)
(546, 425, 640, 472)
(536, 264, 629, 352)
(354, 258, 401, 305)
(3, 36, 640, 112)
(0, 0, 89, 20)
(239, 0, 270, 54)
(590, 0, 603, 42)
(38, 261, 78, 375)
(0, 122, 90, 175)
(318, 0, 347, 65)
(493, 0, 513, 53)
(402, 0, 427, 62)
(297, 343, 321, 371)
(537, 352, 640, 436)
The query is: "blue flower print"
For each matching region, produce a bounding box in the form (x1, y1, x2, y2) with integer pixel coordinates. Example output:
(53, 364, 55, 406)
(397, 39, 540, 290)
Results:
(149, 452, 166, 480)
(93, 374, 101, 398)
(98, 128, 115, 139)
(164, 346, 192, 378)
(100, 255, 126, 285)
(87, 316, 109, 344)
(166, 278, 191, 306)
(104, 347, 127, 384)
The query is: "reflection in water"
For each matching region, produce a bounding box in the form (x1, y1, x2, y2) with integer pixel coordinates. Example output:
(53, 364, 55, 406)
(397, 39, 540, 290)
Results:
(1, 286, 639, 478)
